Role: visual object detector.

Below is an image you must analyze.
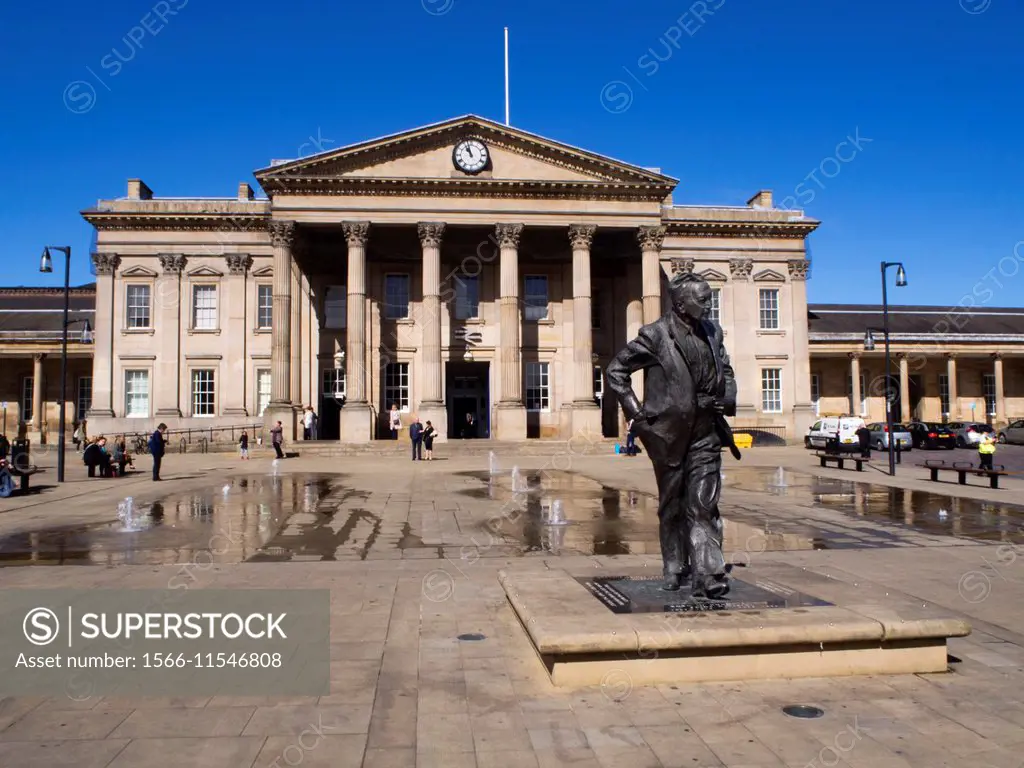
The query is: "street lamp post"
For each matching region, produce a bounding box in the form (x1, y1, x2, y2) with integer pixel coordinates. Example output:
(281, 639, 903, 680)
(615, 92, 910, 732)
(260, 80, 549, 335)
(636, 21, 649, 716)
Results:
(877, 261, 907, 476)
(40, 246, 93, 483)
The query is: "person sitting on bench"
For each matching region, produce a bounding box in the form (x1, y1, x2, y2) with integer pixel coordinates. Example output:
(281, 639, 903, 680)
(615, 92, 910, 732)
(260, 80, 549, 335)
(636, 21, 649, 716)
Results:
(83, 437, 112, 478)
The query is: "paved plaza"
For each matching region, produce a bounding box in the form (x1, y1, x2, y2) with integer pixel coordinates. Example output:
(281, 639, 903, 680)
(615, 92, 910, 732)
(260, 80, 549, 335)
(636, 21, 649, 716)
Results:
(1, 443, 1023, 767)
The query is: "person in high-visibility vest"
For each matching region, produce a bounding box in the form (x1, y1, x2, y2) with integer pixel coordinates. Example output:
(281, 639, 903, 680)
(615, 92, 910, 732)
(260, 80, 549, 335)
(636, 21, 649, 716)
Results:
(978, 432, 997, 471)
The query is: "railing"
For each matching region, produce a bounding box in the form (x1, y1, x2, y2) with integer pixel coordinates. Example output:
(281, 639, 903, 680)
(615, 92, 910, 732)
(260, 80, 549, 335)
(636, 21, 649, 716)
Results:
(731, 425, 787, 446)
(124, 424, 263, 454)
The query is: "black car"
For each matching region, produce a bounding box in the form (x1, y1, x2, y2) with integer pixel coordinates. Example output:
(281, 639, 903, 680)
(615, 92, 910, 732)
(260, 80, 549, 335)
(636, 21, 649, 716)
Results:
(907, 421, 956, 450)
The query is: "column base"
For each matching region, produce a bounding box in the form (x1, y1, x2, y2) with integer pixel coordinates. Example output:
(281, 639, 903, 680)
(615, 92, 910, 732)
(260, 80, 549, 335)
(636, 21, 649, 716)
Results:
(569, 402, 602, 438)
(418, 403, 448, 442)
(495, 403, 527, 441)
(265, 403, 298, 444)
(339, 402, 374, 443)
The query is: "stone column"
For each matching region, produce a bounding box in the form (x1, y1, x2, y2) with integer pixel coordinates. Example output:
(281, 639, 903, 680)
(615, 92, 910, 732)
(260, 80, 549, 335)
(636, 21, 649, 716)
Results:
(993, 354, 1005, 426)
(417, 222, 447, 438)
(849, 354, 861, 416)
(946, 355, 958, 420)
(88, 253, 120, 419)
(495, 223, 526, 440)
(340, 221, 373, 442)
(637, 226, 665, 324)
(569, 224, 601, 435)
(30, 354, 45, 435)
(290, 249, 303, 409)
(788, 259, 814, 438)
(156, 254, 186, 418)
(267, 220, 297, 440)
(223, 254, 252, 416)
(898, 354, 910, 423)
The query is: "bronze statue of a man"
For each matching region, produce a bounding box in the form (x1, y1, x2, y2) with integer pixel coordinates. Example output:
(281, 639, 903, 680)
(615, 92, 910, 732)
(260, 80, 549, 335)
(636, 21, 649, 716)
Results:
(606, 272, 740, 597)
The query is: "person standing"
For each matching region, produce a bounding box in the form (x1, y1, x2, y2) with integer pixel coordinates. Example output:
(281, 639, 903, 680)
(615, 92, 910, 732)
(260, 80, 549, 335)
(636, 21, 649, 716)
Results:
(978, 432, 996, 471)
(409, 416, 424, 461)
(72, 422, 83, 452)
(303, 407, 314, 440)
(389, 404, 402, 440)
(423, 420, 436, 461)
(464, 412, 476, 439)
(270, 421, 284, 459)
(310, 408, 319, 440)
(625, 419, 638, 456)
(239, 430, 249, 460)
(148, 424, 167, 481)
(856, 425, 872, 459)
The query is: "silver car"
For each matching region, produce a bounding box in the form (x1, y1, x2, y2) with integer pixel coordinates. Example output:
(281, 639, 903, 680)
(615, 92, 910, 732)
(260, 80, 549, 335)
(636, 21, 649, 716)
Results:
(866, 422, 913, 451)
(949, 422, 995, 448)
(999, 419, 1024, 445)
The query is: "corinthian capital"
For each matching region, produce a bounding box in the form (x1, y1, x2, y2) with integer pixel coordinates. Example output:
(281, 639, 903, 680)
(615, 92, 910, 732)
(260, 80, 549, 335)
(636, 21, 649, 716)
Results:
(495, 223, 524, 249)
(417, 222, 446, 248)
(670, 258, 694, 275)
(787, 259, 810, 281)
(729, 258, 753, 280)
(269, 220, 296, 248)
(342, 221, 370, 247)
(568, 224, 597, 250)
(225, 253, 253, 275)
(636, 226, 665, 252)
(91, 253, 121, 276)
(158, 254, 187, 274)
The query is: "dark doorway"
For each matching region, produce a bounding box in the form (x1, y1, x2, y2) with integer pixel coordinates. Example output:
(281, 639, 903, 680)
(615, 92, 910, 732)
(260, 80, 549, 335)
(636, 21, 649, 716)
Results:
(319, 369, 343, 441)
(447, 362, 490, 438)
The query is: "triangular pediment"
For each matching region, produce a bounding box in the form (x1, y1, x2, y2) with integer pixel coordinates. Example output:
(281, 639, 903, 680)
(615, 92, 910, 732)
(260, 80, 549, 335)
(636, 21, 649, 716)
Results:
(120, 265, 158, 278)
(753, 268, 787, 282)
(252, 265, 273, 277)
(187, 265, 224, 278)
(254, 115, 677, 199)
(699, 268, 728, 282)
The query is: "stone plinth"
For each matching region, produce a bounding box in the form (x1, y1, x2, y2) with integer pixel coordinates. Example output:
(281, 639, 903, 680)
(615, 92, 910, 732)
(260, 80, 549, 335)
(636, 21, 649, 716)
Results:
(499, 564, 970, 688)
(339, 403, 374, 443)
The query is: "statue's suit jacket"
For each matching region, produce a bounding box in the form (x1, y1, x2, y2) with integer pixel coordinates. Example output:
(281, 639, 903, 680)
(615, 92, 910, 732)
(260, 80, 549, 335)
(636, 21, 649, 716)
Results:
(606, 314, 737, 467)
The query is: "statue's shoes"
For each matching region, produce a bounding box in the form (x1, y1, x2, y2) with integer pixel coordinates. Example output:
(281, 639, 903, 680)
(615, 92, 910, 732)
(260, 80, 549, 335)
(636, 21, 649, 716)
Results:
(705, 575, 730, 599)
(661, 573, 682, 592)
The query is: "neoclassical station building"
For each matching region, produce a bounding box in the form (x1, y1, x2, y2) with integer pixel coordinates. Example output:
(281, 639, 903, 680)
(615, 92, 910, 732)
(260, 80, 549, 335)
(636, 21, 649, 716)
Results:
(35, 114, 1009, 444)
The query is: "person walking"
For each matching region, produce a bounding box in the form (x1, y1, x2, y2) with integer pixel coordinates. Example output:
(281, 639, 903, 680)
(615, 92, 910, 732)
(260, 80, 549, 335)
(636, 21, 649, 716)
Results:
(310, 407, 319, 440)
(149, 424, 167, 481)
(239, 430, 249, 460)
(388, 404, 401, 440)
(978, 432, 996, 471)
(409, 416, 424, 461)
(72, 422, 83, 452)
(270, 421, 284, 459)
(423, 420, 436, 460)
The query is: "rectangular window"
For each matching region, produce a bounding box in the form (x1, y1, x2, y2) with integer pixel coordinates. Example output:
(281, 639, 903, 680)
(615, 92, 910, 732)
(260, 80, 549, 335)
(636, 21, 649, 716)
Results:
(384, 274, 410, 320)
(255, 368, 272, 417)
(524, 276, 549, 321)
(847, 373, 868, 416)
(257, 285, 273, 329)
(983, 374, 996, 416)
(758, 288, 779, 330)
(709, 288, 721, 323)
(124, 370, 150, 418)
(77, 376, 93, 418)
(322, 367, 346, 400)
(454, 275, 479, 320)
(21, 377, 33, 422)
(939, 374, 950, 416)
(126, 284, 151, 328)
(525, 362, 550, 412)
(593, 365, 604, 403)
(761, 368, 782, 413)
(192, 285, 218, 330)
(810, 373, 820, 416)
(191, 369, 216, 417)
(384, 363, 410, 411)
(591, 289, 602, 330)
(324, 286, 346, 329)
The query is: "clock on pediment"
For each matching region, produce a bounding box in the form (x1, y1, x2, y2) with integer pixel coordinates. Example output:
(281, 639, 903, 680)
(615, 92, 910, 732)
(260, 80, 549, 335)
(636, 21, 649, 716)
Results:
(453, 138, 489, 174)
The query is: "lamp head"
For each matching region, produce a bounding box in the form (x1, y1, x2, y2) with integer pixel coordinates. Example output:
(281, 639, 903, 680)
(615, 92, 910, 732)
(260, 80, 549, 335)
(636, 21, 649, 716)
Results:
(39, 247, 53, 274)
(895, 264, 907, 287)
(863, 330, 876, 352)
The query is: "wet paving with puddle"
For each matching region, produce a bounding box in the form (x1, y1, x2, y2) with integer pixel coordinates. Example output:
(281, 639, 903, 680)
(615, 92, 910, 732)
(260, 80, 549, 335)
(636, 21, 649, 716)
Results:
(0, 467, 1020, 566)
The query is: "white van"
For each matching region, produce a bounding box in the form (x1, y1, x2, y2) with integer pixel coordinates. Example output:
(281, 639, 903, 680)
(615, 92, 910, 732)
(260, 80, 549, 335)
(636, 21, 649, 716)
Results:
(804, 417, 866, 450)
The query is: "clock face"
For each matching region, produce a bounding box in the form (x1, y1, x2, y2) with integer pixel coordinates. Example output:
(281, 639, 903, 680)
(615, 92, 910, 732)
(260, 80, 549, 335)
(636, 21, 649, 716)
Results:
(453, 139, 489, 174)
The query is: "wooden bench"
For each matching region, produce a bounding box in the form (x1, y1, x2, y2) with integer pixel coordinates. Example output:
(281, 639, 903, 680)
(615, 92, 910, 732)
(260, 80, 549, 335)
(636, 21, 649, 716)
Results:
(922, 460, 1008, 490)
(815, 452, 870, 472)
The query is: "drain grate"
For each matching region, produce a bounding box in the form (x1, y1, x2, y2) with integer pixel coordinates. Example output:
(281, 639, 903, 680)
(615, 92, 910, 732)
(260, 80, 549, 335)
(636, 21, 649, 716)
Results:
(457, 633, 486, 642)
(782, 704, 825, 719)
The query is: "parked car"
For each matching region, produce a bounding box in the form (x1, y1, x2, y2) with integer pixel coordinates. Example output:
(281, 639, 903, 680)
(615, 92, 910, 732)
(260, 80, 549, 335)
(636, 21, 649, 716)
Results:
(949, 422, 995, 448)
(865, 422, 913, 451)
(804, 417, 866, 451)
(906, 421, 956, 450)
(998, 419, 1024, 445)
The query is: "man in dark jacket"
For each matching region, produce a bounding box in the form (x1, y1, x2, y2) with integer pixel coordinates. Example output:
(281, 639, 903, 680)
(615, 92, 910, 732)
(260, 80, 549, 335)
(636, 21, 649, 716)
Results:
(606, 272, 739, 597)
(149, 423, 167, 481)
(409, 416, 424, 461)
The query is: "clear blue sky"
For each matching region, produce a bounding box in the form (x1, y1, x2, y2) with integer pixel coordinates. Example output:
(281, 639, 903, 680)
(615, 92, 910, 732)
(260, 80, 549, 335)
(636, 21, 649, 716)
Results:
(3, 0, 1021, 306)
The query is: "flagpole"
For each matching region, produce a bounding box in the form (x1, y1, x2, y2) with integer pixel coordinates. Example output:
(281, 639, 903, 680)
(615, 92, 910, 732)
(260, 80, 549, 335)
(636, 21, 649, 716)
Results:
(504, 26, 510, 126)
